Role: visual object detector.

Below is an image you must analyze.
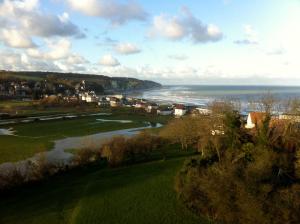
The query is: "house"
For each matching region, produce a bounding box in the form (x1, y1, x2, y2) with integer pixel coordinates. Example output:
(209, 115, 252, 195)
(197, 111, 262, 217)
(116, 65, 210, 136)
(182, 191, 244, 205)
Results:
(191, 107, 212, 116)
(113, 94, 125, 100)
(279, 114, 300, 123)
(109, 97, 122, 107)
(63, 96, 78, 102)
(146, 103, 159, 113)
(134, 102, 147, 109)
(174, 104, 187, 117)
(78, 92, 85, 101)
(75, 80, 86, 93)
(245, 112, 266, 129)
(126, 97, 134, 102)
(86, 91, 98, 102)
(86, 95, 98, 103)
(196, 107, 212, 115)
(80, 91, 98, 102)
(98, 99, 110, 107)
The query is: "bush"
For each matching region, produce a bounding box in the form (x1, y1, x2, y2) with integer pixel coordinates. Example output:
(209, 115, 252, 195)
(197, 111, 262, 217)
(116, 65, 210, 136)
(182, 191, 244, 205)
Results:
(0, 153, 69, 191)
(101, 136, 128, 167)
(0, 165, 26, 190)
(100, 133, 166, 167)
(73, 148, 97, 166)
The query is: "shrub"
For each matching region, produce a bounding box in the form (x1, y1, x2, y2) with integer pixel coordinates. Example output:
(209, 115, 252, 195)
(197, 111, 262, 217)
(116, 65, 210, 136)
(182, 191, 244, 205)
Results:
(127, 132, 163, 161)
(101, 136, 128, 167)
(73, 148, 97, 166)
(100, 133, 166, 167)
(0, 165, 26, 190)
(0, 153, 69, 191)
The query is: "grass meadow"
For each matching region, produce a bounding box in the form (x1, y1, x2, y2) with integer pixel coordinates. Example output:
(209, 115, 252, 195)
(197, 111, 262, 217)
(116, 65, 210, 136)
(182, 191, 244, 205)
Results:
(0, 111, 171, 163)
(0, 149, 207, 224)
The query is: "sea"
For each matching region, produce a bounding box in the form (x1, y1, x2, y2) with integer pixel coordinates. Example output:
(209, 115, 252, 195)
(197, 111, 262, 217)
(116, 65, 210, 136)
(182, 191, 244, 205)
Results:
(131, 85, 300, 113)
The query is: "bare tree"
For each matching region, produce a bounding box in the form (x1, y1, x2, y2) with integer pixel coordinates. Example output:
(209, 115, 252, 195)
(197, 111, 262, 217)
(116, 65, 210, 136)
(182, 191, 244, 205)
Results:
(260, 92, 277, 113)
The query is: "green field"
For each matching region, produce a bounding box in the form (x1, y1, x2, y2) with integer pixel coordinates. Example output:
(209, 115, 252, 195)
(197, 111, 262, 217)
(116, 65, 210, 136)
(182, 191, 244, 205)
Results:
(0, 100, 101, 116)
(0, 150, 207, 224)
(0, 104, 202, 224)
(0, 111, 171, 163)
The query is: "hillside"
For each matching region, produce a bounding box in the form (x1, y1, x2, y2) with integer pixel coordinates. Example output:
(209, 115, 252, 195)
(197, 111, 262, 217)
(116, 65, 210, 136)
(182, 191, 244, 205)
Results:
(0, 70, 161, 94)
(0, 151, 207, 224)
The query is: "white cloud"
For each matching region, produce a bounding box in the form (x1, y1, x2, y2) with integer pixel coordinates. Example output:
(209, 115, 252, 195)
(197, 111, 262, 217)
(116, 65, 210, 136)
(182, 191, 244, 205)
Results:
(20, 38, 89, 72)
(44, 39, 72, 60)
(0, 0, 84, 44)
(0, 52, 22, 68)
(149, 7, 223, 43)
(0, 46, 89, 73)
(115, 43, 141, 55)
(21, 12, 84, 38)
(91, 64, 200, 82)
(66, 0, 148, 25)
(0, 50, 61, 72)
(66, 54, 89, 64)
(0, 29, 36, 48)
(0, 0, 39, 14)
(234, 25, 259, 45)
(26, 48, 42, 58)
(150, 15, 186, 40)
(27, 38, 71, 60)
(99, 54, 120, 67)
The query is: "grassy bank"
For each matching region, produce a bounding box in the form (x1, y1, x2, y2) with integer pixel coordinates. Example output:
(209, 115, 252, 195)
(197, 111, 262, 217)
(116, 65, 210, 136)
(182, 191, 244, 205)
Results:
(0, 150, 206, 224)
(0, 111, 171, 163)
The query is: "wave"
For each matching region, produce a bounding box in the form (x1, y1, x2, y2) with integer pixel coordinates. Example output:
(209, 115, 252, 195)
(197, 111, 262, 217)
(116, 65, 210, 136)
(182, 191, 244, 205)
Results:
(132, 85, 300, 109)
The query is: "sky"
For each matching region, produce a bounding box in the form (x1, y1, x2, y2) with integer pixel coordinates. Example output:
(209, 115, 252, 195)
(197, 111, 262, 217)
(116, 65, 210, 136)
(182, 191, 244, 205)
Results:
(0, 0, 299, 85)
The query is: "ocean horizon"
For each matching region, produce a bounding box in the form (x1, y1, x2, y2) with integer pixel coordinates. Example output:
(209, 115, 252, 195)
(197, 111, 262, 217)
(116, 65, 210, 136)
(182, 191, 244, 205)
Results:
(131, 85, 300, 112)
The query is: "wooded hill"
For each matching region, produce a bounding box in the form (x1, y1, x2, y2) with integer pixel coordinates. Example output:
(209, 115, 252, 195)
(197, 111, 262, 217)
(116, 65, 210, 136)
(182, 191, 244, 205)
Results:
(0, 70, 161, 94)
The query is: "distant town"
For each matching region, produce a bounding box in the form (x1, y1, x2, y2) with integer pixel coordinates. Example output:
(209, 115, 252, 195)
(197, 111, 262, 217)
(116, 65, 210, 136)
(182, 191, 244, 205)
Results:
(0, 78, 211, 117)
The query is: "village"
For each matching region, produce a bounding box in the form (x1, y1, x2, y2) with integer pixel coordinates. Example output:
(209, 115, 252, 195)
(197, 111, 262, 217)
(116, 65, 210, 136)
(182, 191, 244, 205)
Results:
(2, 79, 300, 132)
(76, 88, 214, 117)
(75, 90, 300, 137)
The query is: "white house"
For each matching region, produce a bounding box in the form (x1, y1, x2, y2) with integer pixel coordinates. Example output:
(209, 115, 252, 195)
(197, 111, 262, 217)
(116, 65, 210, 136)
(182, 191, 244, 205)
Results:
(86, 95, 98, 103)
(79, 93, 86, 101)
(196, 108, 212, 115)
(98, 100, 110, 107)
(134, 102, 146, 109)
(80, 91, 98, 103)
(174, 105, 187, 117)
(146, 103, 159, 113)
(245, 112, 266, 129)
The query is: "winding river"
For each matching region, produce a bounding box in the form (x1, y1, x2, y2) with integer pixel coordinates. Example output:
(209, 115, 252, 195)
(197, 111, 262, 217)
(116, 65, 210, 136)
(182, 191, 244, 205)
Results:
(0, 122, 162, 173)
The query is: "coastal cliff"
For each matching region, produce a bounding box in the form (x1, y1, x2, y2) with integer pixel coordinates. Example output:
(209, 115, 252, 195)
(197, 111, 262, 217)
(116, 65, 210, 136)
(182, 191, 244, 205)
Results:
(0, 71, 161, 96)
